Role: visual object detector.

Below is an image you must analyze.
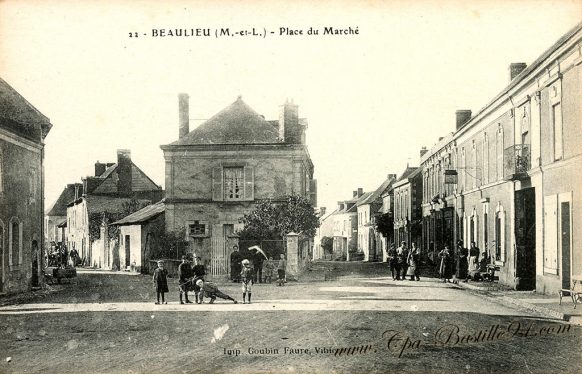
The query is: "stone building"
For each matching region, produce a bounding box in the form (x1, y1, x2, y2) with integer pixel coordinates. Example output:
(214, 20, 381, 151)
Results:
(332, 189, 363, 261)
(421, 23, 582, 293)
(66, 150, 163, 269)
(0, 77, 52, 294)
(45, 183, 82, 249)
(393, 166, 422, 249)
(160, 95, 316, 278)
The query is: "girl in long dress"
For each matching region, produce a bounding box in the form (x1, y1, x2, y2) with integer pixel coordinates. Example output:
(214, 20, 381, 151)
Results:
(438, 245, 453, 282)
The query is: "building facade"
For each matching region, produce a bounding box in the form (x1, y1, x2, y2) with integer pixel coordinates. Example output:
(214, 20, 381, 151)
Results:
(45, 183, 82, 249)
(332, 189, 362, 261)
(0, 77, 52, 294)
(393, 166, 423, 249)
(313, 208, 336, 260)
(421, 23, 582, 293)
(66, 150, 163, 269)
(160, 96, 316, 278)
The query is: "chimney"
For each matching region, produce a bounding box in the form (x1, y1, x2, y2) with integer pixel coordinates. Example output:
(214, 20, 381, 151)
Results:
(178, 93, 190, 139)
(320, 207, 327, 216)
(117, 149, 132, 194)
(509, 63, 527, 81)
(357, 188, 364, 197)
(456, 110, 472, 130)
(278, 99, 300, 143)
(94, 162, 106, 177)
(353, 191, 357, 197)
(387, 173, 397, 180)
(420, 146, 428, 158)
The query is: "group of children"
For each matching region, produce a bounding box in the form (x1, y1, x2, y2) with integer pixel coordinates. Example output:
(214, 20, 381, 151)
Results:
(152, 252, 287, 304)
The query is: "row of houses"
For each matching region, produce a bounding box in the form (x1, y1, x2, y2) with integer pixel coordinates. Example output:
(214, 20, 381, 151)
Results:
(315, 22, 582, 295)
(44, 96, 317, 280)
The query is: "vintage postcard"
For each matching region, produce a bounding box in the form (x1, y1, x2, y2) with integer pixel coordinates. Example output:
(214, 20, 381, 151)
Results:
(0, 1, 581, 373)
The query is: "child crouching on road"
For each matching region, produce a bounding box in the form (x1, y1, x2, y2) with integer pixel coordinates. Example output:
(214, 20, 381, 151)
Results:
(195, 279, 238, 304)
(240, 259, 254, 304)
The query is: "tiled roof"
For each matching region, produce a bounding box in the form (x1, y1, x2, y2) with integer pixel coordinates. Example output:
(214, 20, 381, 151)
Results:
(46, 184, 81, 216)
(82, 195, 153, 215)
(355, 191, 375, 207)
(397, 166, 419, 182)
(357, 176, 396, 207)
(111, 201, 165, 226)
(0, 77, 52, 141)
(170, 97, 280, 145)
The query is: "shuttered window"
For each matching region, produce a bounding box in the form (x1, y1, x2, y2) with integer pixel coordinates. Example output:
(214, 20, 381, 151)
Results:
(543, 194, 558, 274)
(212, 165, 254, 202)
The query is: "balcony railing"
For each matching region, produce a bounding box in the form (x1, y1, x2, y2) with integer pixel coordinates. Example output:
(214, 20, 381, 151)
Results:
(504, 144, 530, 180)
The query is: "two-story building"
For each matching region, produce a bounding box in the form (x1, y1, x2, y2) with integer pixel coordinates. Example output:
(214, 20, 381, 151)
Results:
(313, 207, 336, 260)
(0, 77, 52, 293)
(66, 150, 163, 269)
(332, 189, 363, 261)
(393, 165, 422, 248)
(160, 95, 316, 278)
(45, 183, 82, 249)
(421, 23, 582, 293)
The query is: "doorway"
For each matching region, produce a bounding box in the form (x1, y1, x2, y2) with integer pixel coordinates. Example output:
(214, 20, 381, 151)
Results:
(560, 201, 571, 289)
(515, 187, 536, 290)
(31, 240, 39, 288)
(125, 235, 131, 268)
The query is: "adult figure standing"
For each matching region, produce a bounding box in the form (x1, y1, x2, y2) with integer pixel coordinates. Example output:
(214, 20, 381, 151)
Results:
(438, 245, 453, 282)
(230, 245, 242, 282)
(395, 241, 408, 280)
(407, 243, 420, 281)
(277, 253, 287, 286)
(387, 244, 397, 280)
(455, 240, 468, 283)
(192, 256, 207, 303)
(468, 241, 480, 280)
(69, 247, 79, 268)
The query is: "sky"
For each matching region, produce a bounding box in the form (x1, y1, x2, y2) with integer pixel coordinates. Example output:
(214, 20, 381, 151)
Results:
(0, 0, 581, 212)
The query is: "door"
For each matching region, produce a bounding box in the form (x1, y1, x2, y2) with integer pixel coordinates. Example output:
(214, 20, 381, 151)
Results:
(515, 188, 536, 290)
(560, 201, 571, 289)
(125, 235, 131, 268)
(31, 240, 39, 288)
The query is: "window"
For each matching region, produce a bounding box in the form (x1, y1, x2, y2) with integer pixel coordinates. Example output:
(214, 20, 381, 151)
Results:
(9, 217, 22, 266)
(461, 148, 466, 190)
(496, 125, 504, 181)
(483, 133, 489, 185)
(482, 202, 489, 253)
(552, 103, 563, 161)
(472, 140, 477, 189)
(188, 221, 207, 237)
(223, 167, 243, 200)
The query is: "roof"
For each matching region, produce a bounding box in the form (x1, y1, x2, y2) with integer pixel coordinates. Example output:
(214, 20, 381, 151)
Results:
(355, 191, 375, 207)
(394, 166, 422, 188)
(77, 195, 153, 215)
(169, 97, 280, 145)
(0, 77, 52, 141)
(46, 184, 81, 216)
(357, 176, 397, 206)
(111, 201, 165, 226)
(57, 219, 67, 228)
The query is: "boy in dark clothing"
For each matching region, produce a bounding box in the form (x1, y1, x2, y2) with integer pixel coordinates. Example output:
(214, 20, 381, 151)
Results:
(178, 256, 193, 304)
(192, 256, 207, 303)
(195, 279, 238, 304)
(153, 260, 169, 304)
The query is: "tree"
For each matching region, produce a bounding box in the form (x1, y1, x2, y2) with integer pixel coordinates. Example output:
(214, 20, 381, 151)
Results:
(237, 195, 320, 240)
(375, 212, 394, 238)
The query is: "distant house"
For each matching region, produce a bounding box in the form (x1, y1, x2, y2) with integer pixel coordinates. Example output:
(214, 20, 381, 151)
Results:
(0, 77, 53, 293)
(66, 150, 163, 269)
(393, 165, 423, 249)
(110, 201, 165, 273)
(333, 188, 363, 261)
(45, 183, 82, 249)
(160, 95, 316, 278)
(356, 174, 397, 261)
(313, 208, 336, 260)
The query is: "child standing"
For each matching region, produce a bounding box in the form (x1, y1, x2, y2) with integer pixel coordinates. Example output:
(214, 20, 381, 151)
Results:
(277, 253, 287, 286)
(153, 260, 169, 304)
(240, 259, 254, 304)
(263, 256, 275, 283)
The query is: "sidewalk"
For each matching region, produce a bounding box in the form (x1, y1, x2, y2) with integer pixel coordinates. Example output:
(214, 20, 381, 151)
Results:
(452, 280, 582, 325)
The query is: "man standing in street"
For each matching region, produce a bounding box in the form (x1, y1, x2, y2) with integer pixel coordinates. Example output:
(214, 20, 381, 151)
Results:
(178, 255, 193, 304)
(192, 256, 207, 303)
(277, 253, 287, 286)
(230, 245, 242, 282)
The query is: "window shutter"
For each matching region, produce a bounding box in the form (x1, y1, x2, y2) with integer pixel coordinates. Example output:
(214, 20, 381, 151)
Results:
(212, 167, 223, 201)
(309, 179, 317, 206)
(543, 195, 558, 274)
(244, 166, 254, 201)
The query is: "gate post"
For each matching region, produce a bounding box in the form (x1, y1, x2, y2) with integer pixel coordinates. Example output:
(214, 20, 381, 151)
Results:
(286, 232, 299, 280)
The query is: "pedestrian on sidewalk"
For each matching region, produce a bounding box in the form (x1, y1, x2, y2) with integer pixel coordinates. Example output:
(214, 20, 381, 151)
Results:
(437, 245, 453, 283)
(241, 259, 254, 304)
(196, 279, 238, 304)
(395, 241, 407, 280)
(178, 255, 194, 304)
(230, 245, 242, 282)
(467, 241, 481, 280)
(387, 245, 397, 280)
(454, 240, 468, 284)
(407, 243, 420, 281)
(153, 260, 169, 304)
(277, 253, 287, 286)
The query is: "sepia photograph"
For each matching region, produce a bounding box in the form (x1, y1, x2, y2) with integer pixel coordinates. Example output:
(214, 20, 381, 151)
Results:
(0, 0, 581, 373)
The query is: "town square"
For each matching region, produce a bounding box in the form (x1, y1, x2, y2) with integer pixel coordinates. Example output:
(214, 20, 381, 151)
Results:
(1, 1, 581, 373)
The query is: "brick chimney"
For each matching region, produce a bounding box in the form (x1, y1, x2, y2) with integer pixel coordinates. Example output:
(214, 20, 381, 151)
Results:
(353, 191, 357, 197)
(279, 99, 300, 144)
(509, 63, 527, 81)
(117, 149, 132, 194)
(387, 173, 397, 180)
(357, 188, 364, 197)
(420, 146, 428, 158)
(178, 93, 189, 139)
(456, 110, 472, 130)
(320, 207, 327, 216)
(94, 162, 106, 177)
